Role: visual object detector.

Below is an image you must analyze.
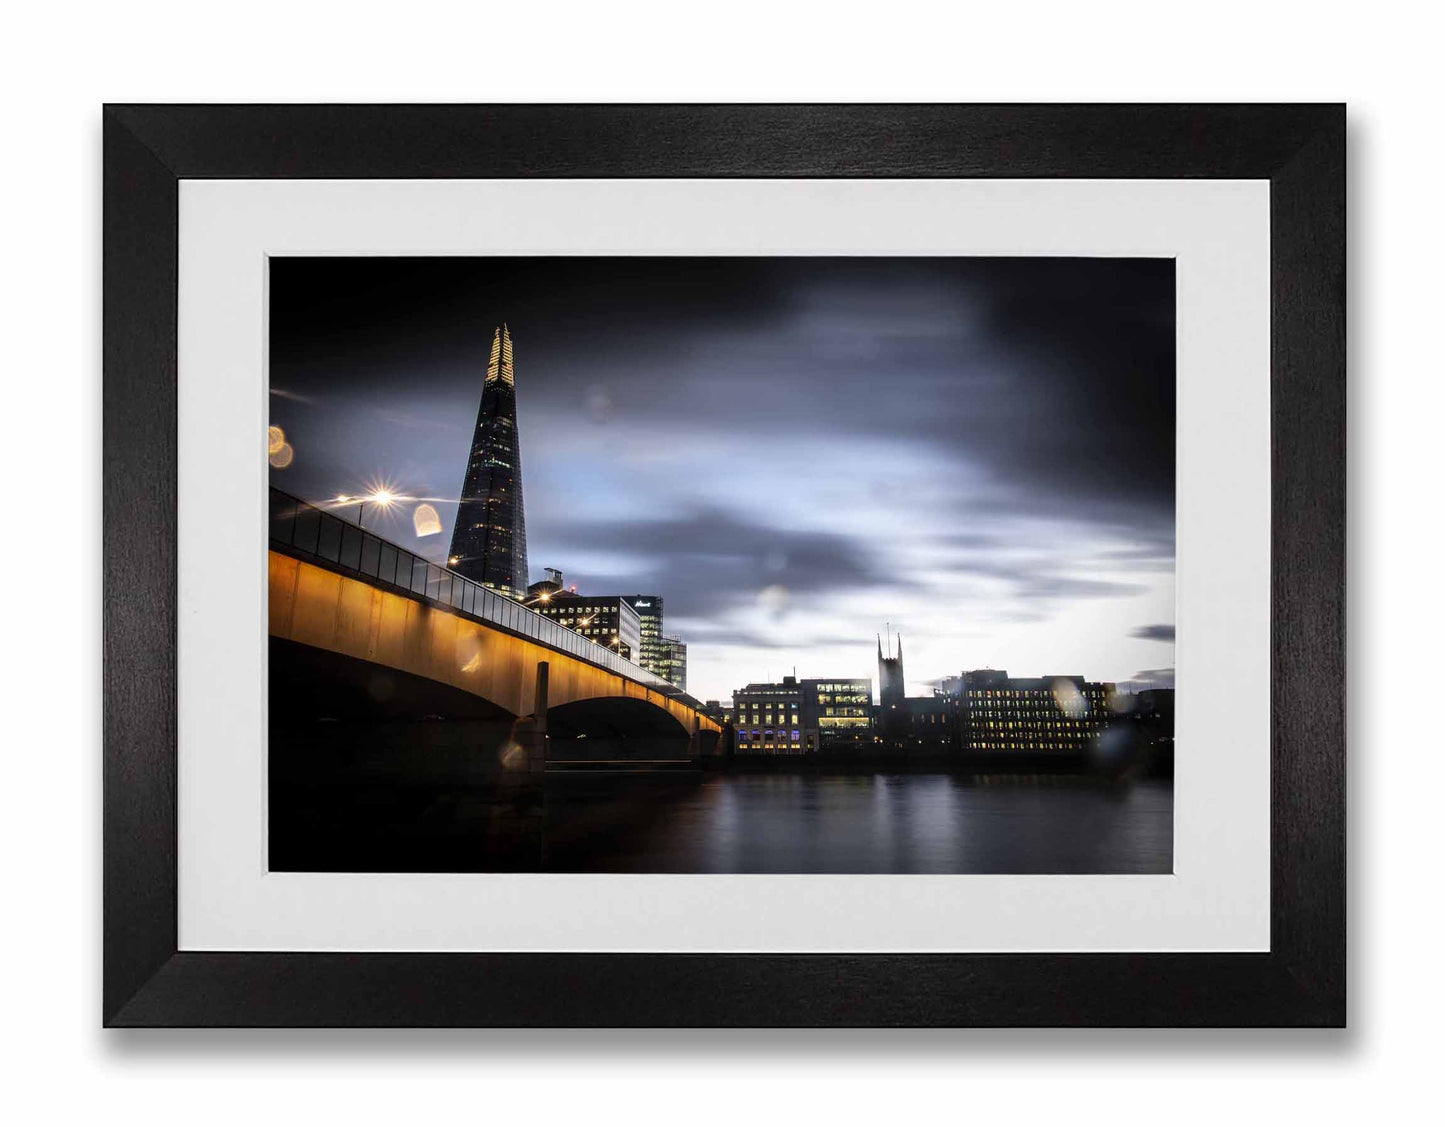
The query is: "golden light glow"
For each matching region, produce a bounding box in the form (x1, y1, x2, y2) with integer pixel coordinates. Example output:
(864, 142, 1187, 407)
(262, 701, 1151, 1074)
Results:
(267, 426, 286, 454)
(371, 490, 395, 505)
(412, 502, 442, 537)
(485, 325, 516, 386)
(268, 443, 294, 469)
(457, 635, 484, 674)
(336, 494, 351, 503)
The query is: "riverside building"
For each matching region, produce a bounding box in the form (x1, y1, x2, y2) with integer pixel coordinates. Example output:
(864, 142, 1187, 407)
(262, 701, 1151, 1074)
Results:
(803, 678, 873, 749)
(946, 668, 1116, 754)
(732, 676, 805, 754)
(733, 675, 875, 754)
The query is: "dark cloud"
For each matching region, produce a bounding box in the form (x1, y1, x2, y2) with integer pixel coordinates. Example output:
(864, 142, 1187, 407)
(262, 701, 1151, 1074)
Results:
(541, 507, 892, 621)
(1117, 668, 1176, 692)
(682, 627, 868, 652)
(1018, 575, 1148, 600)
(1131, 624, 1176, 642)
(270, 256, 1173, 526)
(933, 552, 1152, 603)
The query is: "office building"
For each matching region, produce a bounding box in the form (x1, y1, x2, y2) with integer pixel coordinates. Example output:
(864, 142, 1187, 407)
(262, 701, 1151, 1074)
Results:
(802, 678, 873, 749)
(732, 675, 875, 754)
(944, 668, 1116, 754)
(660, 635, 688, 690)
(447, 324, 529, 597)
(732, 676, 805, 754)
(620, 595, 668, 679)
(532, 593, 641, 662)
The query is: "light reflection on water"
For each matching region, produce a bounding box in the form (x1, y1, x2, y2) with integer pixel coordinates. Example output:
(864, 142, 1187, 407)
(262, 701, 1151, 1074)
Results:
(540, 774, 1172, 875)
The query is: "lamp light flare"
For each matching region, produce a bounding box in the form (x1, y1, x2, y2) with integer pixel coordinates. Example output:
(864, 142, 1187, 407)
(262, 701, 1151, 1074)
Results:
(267, 426, 286, 455)
(412, 502, 442, 537)
(268, 443, 294, 469)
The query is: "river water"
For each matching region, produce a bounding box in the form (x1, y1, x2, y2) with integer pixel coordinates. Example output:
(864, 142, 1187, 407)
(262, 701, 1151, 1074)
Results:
(272, 772, 1173, 874)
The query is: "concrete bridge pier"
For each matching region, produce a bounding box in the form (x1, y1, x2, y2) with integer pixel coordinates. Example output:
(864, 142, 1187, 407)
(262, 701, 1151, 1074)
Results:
(686, 714, 702, 767)
(506, 661, 550, 777)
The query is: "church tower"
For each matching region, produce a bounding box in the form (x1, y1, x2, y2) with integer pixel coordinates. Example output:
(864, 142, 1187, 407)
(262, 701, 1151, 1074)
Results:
(878, 629, 909, 740)
(878, 630, 906, 709)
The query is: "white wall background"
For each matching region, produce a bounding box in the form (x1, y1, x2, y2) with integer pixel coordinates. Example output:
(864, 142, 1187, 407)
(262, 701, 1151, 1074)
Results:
(1, 2, 1436, 1123)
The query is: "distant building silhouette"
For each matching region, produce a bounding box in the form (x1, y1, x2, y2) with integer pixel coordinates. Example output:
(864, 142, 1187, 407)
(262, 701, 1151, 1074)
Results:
(877, 632, 910, 741)
(448, 325, 529, 597)
(527, 567, 566, 602)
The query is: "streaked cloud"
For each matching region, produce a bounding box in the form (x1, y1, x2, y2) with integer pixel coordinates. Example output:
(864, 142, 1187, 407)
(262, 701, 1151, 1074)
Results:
(269, 257, 1176, 699)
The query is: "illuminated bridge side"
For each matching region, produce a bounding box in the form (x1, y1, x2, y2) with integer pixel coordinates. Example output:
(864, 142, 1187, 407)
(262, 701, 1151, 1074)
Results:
(268, 488, 720, 778)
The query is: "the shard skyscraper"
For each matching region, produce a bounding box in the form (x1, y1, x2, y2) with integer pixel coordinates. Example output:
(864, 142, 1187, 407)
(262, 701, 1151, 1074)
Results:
(448, 324, 529, 597)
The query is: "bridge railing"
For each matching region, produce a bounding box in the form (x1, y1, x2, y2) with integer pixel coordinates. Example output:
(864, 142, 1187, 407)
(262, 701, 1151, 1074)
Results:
(269, 487, 707, 713)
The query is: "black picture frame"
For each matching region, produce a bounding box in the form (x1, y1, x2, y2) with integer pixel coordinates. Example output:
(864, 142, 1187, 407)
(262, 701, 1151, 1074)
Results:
(103, 104, 1344, 1027)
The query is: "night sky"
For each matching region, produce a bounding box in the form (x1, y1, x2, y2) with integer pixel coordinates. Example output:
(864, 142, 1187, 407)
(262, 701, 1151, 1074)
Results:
(269, 257, 1175, 701)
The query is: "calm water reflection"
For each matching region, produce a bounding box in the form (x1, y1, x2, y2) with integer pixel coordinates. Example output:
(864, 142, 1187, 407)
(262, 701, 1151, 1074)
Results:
(275, 772, 1172, 874)
(541, 774, 1173, 874)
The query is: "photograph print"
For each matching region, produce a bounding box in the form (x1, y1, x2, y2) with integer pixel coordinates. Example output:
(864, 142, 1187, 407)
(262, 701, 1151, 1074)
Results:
(266, 256, 1176, 875)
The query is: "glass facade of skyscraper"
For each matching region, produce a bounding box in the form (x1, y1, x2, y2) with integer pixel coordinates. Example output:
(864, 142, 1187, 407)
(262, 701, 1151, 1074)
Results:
(448, 325, 529, 597)
(660, 635, 687, 691)
(621, 595, 667, 679)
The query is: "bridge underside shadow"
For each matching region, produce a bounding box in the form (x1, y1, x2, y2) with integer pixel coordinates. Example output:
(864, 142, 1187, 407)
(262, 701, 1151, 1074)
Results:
(546, 696, 698, 769)
(270, 638, 716, 785)
(269, 639, 712, 872)
(269, 637, 519, 787)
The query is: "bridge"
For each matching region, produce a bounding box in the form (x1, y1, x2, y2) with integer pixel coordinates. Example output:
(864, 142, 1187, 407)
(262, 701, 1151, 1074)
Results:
(267, 488, 721, 785)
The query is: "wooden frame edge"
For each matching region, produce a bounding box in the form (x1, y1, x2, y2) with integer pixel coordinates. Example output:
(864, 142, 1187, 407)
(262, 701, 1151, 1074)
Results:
(102, 104, 1345, 1028)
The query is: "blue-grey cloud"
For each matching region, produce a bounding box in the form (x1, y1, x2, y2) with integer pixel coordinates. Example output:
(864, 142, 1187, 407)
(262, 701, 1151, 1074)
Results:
(540, 507, 893, 621)
(1131, 624, 1176, 642)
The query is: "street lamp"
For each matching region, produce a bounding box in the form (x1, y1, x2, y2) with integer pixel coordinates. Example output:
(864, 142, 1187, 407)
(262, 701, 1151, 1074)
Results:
(335, 490, 396, 529)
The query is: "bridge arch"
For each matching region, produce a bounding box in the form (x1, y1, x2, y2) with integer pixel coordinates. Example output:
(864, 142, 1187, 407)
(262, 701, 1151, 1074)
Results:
(268, 546, 719, 780)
